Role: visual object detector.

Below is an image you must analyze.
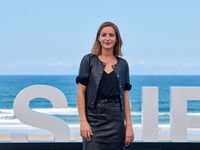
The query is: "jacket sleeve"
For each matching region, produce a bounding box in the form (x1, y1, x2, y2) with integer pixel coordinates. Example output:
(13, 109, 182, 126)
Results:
(125, 60, 132, 91)
(76, 54, 90, 86)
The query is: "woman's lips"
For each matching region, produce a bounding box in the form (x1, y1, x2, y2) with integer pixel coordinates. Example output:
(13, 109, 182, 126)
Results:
(105, 42, 111, 45)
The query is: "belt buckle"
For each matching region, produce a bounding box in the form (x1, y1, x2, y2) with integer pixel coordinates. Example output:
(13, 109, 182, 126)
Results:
(101, 99, 107, 103)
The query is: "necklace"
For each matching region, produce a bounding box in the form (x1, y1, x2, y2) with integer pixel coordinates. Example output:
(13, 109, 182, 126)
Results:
(104, 57, 114, 64)
(98, 55, 116, 64)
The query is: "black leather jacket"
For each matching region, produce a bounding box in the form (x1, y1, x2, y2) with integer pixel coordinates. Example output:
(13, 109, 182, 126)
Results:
(76, 53, 131, 111)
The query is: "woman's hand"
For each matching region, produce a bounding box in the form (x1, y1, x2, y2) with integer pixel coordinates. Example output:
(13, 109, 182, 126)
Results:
(125, 124, 134, 146)
(80, 120, 93, 141)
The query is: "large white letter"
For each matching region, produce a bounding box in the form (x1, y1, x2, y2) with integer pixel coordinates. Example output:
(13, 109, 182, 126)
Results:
(13, 85, 70, 142)
(170, 87, 200, 142)
(142, 87, 158, 142)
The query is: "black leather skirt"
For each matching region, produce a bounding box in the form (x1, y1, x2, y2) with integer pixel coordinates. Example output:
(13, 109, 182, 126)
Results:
(86, 97, 125, 150)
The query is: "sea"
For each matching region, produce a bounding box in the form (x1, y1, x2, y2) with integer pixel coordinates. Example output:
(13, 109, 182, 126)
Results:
(0, 75, 200, 140)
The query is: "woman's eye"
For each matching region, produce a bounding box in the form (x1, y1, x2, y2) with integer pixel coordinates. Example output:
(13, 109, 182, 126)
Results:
(110, 34, 114, 37)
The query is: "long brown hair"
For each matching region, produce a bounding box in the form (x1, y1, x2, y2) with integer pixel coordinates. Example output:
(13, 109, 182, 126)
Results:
(91, 21, 123, 56)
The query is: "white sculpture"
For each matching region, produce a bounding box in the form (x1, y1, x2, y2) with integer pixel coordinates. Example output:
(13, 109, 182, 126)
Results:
(142, 87, 158, 142)
(13, 85, 70, 142)
(170, 87, 200, 142)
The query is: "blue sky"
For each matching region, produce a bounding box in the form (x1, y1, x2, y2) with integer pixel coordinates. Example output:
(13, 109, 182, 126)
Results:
(0, 0, 200, 75)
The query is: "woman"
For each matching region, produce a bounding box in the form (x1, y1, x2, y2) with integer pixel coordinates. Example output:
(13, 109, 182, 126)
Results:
(76, 21, 134, 150)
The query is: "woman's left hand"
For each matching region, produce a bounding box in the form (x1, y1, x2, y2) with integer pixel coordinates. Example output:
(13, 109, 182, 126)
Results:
(125, 124, 134, 146)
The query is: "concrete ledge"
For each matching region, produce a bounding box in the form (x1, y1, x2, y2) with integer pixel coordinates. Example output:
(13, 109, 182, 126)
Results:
(0, 142, 200, 150)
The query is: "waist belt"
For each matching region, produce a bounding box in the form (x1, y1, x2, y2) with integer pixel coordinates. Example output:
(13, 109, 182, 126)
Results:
(97, 97, 119, 104)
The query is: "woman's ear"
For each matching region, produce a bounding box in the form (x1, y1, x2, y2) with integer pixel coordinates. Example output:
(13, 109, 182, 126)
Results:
(98, 35, 101, 42)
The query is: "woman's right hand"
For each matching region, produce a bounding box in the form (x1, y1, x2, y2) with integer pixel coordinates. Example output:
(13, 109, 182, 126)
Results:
(80, 120, 93, 141)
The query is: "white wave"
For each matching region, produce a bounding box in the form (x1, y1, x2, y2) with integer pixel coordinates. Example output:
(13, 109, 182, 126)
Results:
(1, 108, 199, 119)
(0, 124, 153, 129)
(158, 124, 170, 128)
(0, 123, 180, 130)
(131, 112, 200, 116)
(0, 107, 78, 117)
(132, 124, 170, 128)
(132, 124, 142, 128)
(131, 111, 170, 116)
(32, 108, 78, 115)
(159, 112, 170, 115)
(188, 128, 200, 131)
(0, 109, 14, 118)
(0, 124, 80, 129)
(0, 119, 20, 124)
(0, 109, 14, 113)
(0, 114, 14, 118)
(0, 124, 38, 129)
(131, 112, 141, 115)
(188, 113, 200, 116)
(68, 124, 80, 128)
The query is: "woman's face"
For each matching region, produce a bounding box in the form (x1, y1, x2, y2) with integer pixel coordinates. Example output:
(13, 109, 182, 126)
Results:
(98, 26, 117, 51)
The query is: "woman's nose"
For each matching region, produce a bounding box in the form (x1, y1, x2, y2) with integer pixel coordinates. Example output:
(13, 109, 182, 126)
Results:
(106, 35, 110, 40)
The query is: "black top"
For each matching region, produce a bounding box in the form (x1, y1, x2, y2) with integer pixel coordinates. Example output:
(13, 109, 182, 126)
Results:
(97, 70, 120, 99)
(75, 53, 132, 108)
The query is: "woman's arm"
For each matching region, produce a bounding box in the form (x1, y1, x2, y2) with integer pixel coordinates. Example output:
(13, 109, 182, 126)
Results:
(77, 83, 93, 141)
(124, 90, 134, 146)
